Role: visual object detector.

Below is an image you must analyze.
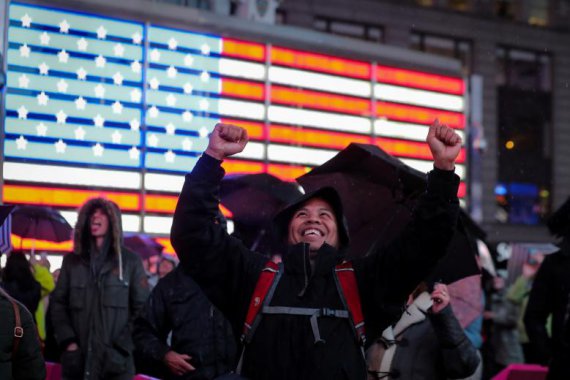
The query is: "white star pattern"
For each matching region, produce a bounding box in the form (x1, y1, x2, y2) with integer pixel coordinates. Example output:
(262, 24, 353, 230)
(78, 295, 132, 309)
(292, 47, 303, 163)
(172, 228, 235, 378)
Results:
(74, 127, 86, 140)
(21, 14, 32, 28)
(36, 123, 48, 137)
(111, 130, 123, 144)
(130, 89, 142, 103)
(57, 79, 68, 93)
(38, 62, 49, 75)
(131, 60, 142, 73)
(112, 101, 123, 114)
(148, 106, 160, 118)
(199, 126, 209, 138)
(164, 150, 176, 163)
(199, 99, 210, 111)
(130, 119, 140, 131)
(113, 72, 124, 85)
(184, 54, 194, 67)
(200, 71, 210, 82)
(18, 74, 30, 89)
(59, 19, 70, 33)
(113, 43, 125, 57)
(56, 110, 67, 124)
(77, 38, 88, 51)
(58, 50, 69, 63)
(165, 123, 176, 135)
(76, 67, 87, 80)
(129, 146, 140, 160)
(150, 49, 161, 62)
(166, 66, 177, 79)
(149, 77, 160, 90)
(96, 26, 107, 39)
(182, 110, 193, 122)
(147, 134, 159, 147)
(39, 32, 50, 45)
(93, 143, 104, 157)
(55, 139, 67, 154)
(75, 96, 87, 110)
(182, 138, 193, 151)
(201, 44, 211, 55)
(93, 114, 105, 128)
(16, 136, 28, 150)
(165, 94, 177, 107)
(94, 84, 105, 98)
(132, 32, 142, 44)
(168, 38, 178, 50)
(183, 82, 193, 94)
(95, 55, 106, 68)
(19, 44, 31, 58)
(17, 106, 28, 119)
(37, 91, 49, 106)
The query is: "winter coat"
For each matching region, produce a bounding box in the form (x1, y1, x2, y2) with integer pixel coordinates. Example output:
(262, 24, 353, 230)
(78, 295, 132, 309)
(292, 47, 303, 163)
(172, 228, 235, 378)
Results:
(50, 198, 149, 380)
(1, 279, 41, 320)
(171, 154, 460, 380)
(0, 288, 46, 380)
(133, 266, 236, 379)
(524, 240, 570, 380)
(487, 290, 524, 366)
(32, 263, 55, 341)
(366, 292, 479, 379)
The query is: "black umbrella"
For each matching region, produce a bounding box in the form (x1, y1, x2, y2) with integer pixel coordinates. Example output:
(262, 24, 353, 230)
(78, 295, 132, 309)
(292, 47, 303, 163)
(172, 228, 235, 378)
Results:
(11, 205, 72, 249)
(124, 233, 164, 260)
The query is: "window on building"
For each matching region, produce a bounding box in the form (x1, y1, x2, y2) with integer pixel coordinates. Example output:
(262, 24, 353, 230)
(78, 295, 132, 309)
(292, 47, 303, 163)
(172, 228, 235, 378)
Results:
(313, 16, 384, 42)
(410, 31, 473, 73)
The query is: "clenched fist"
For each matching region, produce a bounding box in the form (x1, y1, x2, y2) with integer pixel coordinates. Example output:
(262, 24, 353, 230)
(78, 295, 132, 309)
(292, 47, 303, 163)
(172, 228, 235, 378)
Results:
(426, 119, 462, 171)
(205, 123, 249, 160)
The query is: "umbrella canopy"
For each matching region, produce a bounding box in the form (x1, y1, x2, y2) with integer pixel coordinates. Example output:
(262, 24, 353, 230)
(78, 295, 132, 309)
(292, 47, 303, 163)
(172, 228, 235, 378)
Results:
(11, 205, 72, 243)
(124, 233, 164, 260)
(447, 274, 484, 328)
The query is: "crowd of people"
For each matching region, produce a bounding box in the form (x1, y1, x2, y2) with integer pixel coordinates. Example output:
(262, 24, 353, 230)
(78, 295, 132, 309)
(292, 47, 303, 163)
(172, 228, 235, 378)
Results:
(0, 121, 568, 380)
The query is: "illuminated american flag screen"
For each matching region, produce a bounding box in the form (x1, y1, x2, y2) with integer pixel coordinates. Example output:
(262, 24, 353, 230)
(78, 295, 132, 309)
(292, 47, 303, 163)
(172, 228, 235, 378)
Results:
(2, 3, 466, 252)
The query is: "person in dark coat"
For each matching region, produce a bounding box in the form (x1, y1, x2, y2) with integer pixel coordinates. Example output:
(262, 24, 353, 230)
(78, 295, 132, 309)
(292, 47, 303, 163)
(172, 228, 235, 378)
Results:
(50, 198, 149, 380)
(366, 283, 479, 379)
(171, 121, 462, 380)
(1, 251, 41, 318)
(134, 266, 236, 379)
(0, 286, 46, 380)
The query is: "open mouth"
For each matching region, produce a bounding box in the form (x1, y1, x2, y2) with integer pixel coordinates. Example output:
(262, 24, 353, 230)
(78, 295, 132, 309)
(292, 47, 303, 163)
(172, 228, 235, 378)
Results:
(302, 228, 324, 237)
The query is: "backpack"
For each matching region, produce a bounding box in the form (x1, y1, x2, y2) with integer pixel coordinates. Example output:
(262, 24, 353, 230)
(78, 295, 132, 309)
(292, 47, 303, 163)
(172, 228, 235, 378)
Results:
(0, 287, 24, 356)
(237, 260, 366, 372)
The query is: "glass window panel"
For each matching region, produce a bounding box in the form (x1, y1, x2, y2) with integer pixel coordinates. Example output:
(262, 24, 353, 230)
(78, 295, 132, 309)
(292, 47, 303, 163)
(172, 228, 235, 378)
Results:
(330, 21, 366, 37)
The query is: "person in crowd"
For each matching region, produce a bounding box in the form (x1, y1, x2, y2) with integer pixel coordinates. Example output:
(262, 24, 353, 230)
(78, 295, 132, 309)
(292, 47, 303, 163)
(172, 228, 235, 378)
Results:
(366, 282, 479, 379)
(170, 121, 462, 379)
(29, 252, 55, 344)
(50, 198, 149, 380)
(1, 251, 41, 318)
(148, 254, 179, 289)
(134, 265, 236, 379)
(0, 285, 46, 380)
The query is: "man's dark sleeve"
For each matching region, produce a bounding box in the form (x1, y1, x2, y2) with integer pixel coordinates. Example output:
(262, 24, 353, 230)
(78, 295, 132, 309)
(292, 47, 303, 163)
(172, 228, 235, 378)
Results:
(12, 301, 47, 380)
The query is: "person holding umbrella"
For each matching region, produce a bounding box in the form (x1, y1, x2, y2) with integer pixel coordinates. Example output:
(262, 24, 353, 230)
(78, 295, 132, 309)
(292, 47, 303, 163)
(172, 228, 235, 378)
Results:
(171, 121, 462, 379)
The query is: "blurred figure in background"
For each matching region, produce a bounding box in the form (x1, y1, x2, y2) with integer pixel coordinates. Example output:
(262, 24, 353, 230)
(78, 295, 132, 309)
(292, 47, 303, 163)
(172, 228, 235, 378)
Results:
(50, 198, 149, 380)
(148, 254, 178, 289)
(1, 251, 41, 319)
(30, 252, 55, 346)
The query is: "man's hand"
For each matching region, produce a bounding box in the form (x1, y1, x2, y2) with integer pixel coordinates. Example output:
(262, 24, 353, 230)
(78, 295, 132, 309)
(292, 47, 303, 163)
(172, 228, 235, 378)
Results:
(205, 123, 248, 160)
(431, 283, 450, 314)
(426, 119, 462, 171)
(163, 350, 195, 376)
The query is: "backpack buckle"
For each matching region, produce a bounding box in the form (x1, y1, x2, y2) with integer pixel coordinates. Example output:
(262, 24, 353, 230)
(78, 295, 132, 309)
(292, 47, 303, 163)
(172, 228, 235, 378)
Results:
(321, 308, 336, 317)
(14, 327, 23, 338)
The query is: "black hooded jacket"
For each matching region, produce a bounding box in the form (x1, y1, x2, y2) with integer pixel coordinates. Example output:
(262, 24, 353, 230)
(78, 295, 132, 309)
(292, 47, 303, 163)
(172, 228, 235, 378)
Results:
(171, 154, 460, 380)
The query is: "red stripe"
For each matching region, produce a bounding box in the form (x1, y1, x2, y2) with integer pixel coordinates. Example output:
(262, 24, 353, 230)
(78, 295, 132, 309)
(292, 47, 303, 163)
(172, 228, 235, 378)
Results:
(271, 46, 371, 79)
(222, 38, 266, 62)
(269, 124, 372, 150)
(374, 138, 466, 163)
(222, 78, 265, 101)
(221, 118, 265, 140)
(376, 65, 465, 95)
(458, 182, 466, 198)
(267, 163, 311, 182)
(376, 101, 465, 129)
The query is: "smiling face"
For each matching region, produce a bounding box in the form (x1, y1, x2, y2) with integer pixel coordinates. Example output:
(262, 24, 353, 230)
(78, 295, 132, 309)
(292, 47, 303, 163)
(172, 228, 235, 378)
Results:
(90, 208, 110, 239)
(287, 197, 339, 252)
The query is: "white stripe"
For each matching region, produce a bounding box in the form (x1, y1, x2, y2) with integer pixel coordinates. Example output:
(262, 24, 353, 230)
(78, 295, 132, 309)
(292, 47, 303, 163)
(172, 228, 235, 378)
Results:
(143, 215, 173, 234)
(268, 145, 337, 166)
(374, 119, 465, 142)
(4, 162, 142, 189)
(219, 98, 265, 120)
(268, 105, 371, 134)
(219, 58, 265, 80)
(59, 210, 140, 232)
(234, 142, 265, 160)
(269, 66, 371, 97)
(145, 173, 185, 192)
(399, 158, 466, 179)
(375, 84, 464, 112)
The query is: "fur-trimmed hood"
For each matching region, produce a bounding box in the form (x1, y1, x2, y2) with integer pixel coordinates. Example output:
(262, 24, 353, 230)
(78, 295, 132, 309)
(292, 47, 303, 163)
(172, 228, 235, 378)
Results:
(74, 197, 124, 278)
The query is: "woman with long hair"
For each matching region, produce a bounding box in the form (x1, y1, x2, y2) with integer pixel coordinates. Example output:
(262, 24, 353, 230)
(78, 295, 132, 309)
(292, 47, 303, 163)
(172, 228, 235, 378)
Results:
(1, 251, 41, 315)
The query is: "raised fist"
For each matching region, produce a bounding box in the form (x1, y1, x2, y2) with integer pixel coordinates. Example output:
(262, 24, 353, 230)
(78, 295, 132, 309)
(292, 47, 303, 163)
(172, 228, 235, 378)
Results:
(426, 119, 462, 171)
(205, 123, 248, 160)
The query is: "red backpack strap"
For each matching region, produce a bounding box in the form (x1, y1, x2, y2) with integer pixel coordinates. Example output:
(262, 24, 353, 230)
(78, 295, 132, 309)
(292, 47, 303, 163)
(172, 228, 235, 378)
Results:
(334, 261, 366, 346)
(241, 260, 282, 344)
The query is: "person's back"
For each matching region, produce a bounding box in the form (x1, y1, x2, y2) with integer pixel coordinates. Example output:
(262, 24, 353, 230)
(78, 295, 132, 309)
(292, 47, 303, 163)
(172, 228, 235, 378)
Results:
(0, 288, 46, 380)
(1, 252, 41, 316)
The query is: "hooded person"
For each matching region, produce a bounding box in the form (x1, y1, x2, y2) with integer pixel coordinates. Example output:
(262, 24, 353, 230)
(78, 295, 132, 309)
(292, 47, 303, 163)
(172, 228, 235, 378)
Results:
(50, 198, 149, 380)
(171, 122, 462, 380)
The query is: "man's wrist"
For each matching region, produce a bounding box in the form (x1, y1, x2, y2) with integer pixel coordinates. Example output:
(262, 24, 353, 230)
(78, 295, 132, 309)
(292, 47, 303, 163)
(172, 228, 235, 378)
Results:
(433, 160, 455, 171)
(204, 148, 224, 161)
